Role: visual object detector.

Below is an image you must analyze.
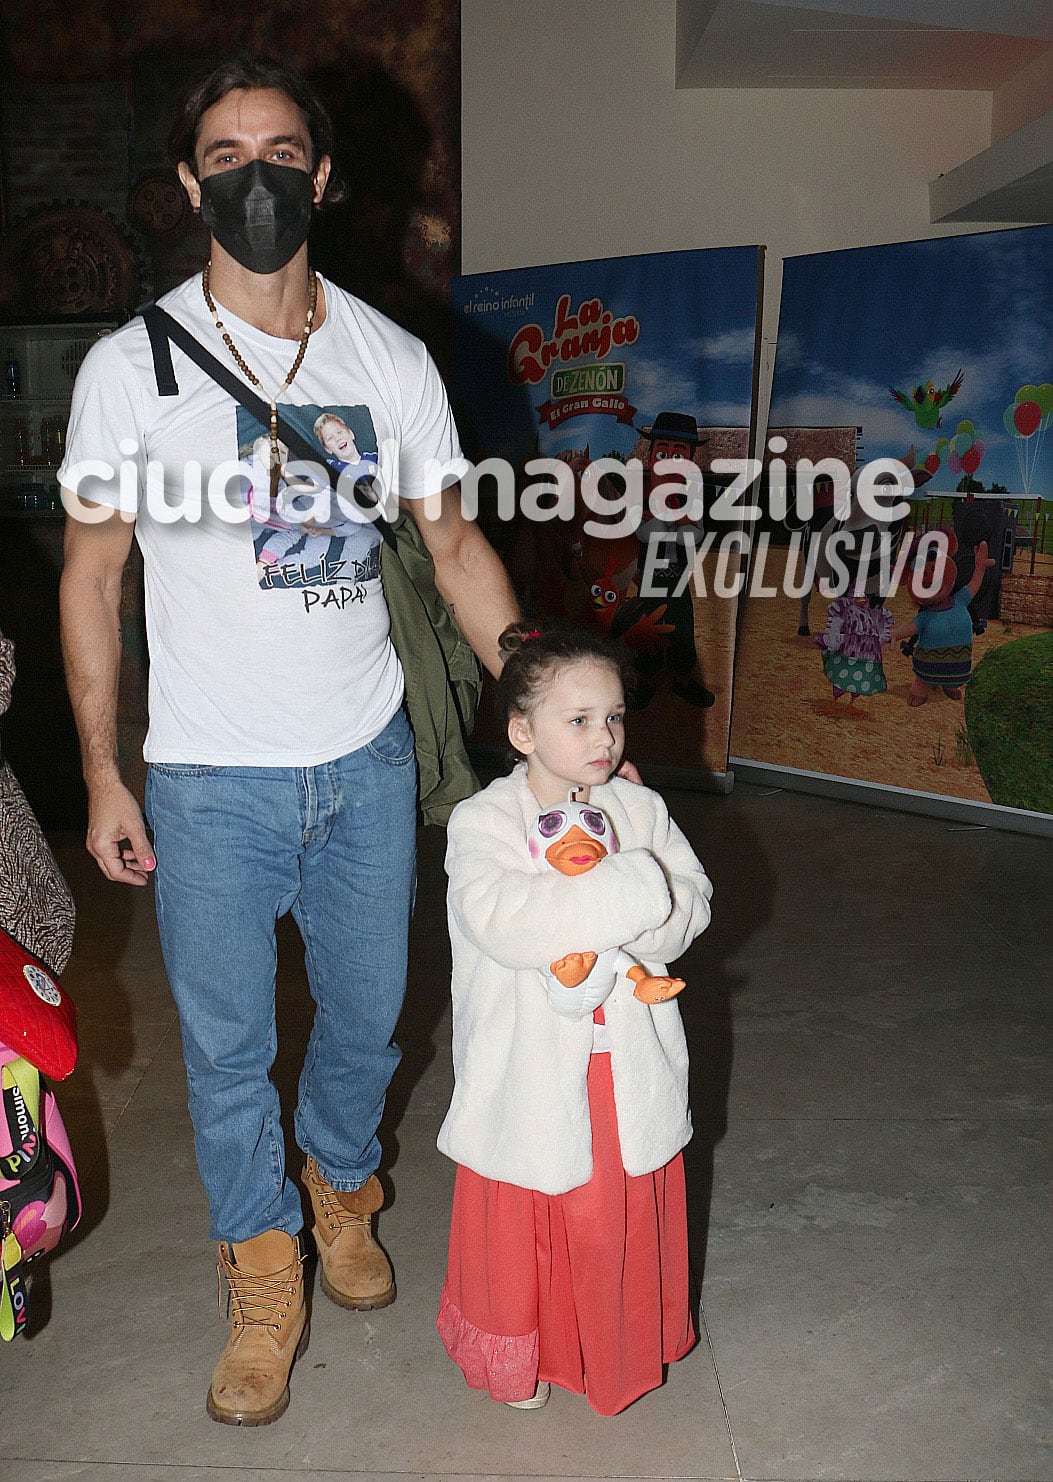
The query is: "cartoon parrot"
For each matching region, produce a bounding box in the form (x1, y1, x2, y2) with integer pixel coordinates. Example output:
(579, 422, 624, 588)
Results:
(889, 369, 964, 430)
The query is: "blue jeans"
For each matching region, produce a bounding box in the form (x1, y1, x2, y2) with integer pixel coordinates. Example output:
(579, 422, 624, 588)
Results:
(144, 706, 418, 1243)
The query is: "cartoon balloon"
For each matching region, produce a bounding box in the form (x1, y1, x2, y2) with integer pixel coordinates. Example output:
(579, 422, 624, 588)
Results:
(948, 450, 963, 474)
(1036, 384, 1053, 415)
(1005, 396, 1049, 494)
(961, 447, 982, 476)
(956, 419, 974, 435)
(952, 431, 973, 455)
(972, 438, 986, 459)
(1014, 400, 1042, 437)
(924, 452, 941, 475)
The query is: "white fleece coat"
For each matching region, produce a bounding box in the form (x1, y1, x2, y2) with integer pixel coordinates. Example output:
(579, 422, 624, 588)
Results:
(437, 766, 713, 1194)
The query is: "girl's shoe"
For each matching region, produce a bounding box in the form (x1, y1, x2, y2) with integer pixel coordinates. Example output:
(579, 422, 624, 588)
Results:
(505, 1382, 550, 1410)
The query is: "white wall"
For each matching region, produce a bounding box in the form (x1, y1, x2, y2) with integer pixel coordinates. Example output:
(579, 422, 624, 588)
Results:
(462, 0, 999, 420)
(992, 44, 1053, 141)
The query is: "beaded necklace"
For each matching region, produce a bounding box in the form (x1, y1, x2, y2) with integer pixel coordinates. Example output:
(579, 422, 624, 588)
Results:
(201, 262, 318, 499)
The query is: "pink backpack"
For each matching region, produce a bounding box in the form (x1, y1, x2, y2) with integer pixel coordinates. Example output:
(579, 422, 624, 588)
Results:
(0, 927, 81, 1340)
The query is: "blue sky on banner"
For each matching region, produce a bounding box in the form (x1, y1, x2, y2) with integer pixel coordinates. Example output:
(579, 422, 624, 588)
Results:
(452, 247, 760, 465)
(770, 225, 1053, 498)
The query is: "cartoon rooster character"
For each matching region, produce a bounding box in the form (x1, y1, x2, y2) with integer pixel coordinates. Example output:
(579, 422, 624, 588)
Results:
(574, 534, 674, 654)
(578, 536, 638, 626)
(889, 370, 964, 430)
(526, 795, 686, 1013)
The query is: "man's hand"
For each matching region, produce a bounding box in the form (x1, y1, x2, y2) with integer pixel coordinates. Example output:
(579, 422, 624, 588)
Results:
(87, 779, 155, 885)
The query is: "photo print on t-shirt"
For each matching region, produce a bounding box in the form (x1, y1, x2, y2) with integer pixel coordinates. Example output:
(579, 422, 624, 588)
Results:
(235, 403, 384, 592)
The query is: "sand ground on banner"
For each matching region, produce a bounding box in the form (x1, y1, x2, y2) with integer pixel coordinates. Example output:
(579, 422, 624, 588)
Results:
(730, 548, 1052, 804)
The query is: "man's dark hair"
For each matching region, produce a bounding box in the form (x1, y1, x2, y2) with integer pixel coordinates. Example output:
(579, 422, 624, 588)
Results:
(167, 52, 345, 204)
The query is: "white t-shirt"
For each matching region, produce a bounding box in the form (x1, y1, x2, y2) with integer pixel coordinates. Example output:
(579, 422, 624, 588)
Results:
(59, 273, 462, 765)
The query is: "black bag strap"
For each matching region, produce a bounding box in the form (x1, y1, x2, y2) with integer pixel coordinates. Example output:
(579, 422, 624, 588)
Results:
(142, 304, 179, 396)
(140, 302, 397, 550)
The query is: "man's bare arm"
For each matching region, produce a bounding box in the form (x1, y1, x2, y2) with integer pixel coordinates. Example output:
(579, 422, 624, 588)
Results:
(402, 485, 520, 678)
(59, 499, 155, 884)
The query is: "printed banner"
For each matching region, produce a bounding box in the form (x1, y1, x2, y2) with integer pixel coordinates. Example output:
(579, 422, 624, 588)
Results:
(731, 226, 1053, 818)
(453, 247, 763, 777)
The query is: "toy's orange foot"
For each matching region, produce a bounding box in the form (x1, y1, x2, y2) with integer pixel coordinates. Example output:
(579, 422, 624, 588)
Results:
(632, 975, 686, 1004)
(550, 951, 598, 988)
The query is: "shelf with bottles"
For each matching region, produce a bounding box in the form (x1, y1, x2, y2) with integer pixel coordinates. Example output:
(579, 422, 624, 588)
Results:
(0, 410, 67, 470)
(0, 472, 63, 515)
(3, 325, 114, 401)
(1, 328, 113, 513)
(1, 394, 74, 405)
(0, 502, 64, 519)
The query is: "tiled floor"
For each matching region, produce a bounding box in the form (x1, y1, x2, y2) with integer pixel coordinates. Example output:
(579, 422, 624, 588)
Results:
(4, 782, 1050, 1482)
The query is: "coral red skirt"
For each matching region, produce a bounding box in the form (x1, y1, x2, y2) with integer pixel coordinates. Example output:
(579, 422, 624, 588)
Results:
(437, 1043, 695, 1416)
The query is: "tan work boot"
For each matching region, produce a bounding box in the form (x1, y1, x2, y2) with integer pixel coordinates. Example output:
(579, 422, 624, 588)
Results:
(302, 1155, 395, 1310)
(207, 1230, 309, 1426)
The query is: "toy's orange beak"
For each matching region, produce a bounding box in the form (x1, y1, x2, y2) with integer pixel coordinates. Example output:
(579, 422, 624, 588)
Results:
(545, 825, 608, 876)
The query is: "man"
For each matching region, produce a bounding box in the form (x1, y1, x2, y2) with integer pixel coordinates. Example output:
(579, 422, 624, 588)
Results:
(631, 412, 715, 709)
(58, 55, 519, 1426)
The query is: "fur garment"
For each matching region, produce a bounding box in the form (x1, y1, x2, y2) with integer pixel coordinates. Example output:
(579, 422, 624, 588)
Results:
(437, 765, 713, 1194)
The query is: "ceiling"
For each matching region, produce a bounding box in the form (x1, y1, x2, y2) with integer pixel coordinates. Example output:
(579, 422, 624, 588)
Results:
(676, 0, 1053, 220)
(676, 0, 1052, 88)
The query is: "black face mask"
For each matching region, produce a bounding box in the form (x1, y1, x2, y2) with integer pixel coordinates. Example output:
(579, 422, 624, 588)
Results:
(198, 159, 314, 274)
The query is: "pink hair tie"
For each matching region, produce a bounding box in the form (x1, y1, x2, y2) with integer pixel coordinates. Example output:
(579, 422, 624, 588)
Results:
(523, 629, 542, 640)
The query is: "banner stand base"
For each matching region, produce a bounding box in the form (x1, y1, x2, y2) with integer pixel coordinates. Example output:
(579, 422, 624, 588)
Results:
(635, 763, 736, 797)
(729, 758, 1053, 839)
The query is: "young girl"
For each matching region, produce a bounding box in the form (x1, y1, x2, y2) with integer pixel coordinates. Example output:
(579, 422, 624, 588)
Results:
(436, 622, 713, 1415)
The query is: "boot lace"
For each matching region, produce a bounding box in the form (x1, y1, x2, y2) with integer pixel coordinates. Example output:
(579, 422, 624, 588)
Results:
(313, 1181, 370, 1234)
(218, 1264, 298, 1332)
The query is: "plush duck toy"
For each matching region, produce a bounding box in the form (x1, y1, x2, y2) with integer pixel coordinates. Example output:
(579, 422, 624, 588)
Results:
(527, 794, 686, 1015)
